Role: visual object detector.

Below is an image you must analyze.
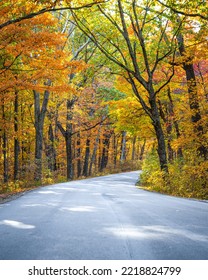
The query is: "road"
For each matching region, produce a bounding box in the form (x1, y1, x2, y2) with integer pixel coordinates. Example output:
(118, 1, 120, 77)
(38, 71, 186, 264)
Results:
(0, 171, 208, 260)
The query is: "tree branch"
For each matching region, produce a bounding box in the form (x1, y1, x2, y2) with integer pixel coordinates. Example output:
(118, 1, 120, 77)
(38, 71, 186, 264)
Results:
(157, 0, 208, 21)
(57, 121, 66, 138)
(72, 116, 108, 136)
(0, 1, 108, 30)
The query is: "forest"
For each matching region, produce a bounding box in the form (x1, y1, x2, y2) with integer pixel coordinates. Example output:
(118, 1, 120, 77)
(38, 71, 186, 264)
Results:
(0, 0, 208, 199)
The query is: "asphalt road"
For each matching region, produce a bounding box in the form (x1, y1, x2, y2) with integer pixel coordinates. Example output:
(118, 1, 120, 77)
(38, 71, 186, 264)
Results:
(0, 171, 208, 260)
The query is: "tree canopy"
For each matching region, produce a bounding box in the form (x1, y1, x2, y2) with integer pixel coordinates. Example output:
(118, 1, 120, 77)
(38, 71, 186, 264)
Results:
(0, 0, 208, 200)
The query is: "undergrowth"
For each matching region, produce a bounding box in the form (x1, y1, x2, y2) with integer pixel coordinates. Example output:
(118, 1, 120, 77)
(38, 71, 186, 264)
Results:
(139, 150, 208, 200)
(0, 160, 141, 198)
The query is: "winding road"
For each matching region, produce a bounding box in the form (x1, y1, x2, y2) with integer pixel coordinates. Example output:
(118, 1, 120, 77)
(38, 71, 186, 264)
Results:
(0, 171, 208, 260)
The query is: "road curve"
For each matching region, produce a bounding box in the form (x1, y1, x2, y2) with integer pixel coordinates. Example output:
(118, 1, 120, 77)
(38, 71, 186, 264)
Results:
(0, 171, 208, 260)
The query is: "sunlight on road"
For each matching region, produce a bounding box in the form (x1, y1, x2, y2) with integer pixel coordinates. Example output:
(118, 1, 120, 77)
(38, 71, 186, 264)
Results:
(38, 190, 62, 195)
(0, 220, 35, 229)
(60, 206, 97, 212)
(105, 225, 208, 242)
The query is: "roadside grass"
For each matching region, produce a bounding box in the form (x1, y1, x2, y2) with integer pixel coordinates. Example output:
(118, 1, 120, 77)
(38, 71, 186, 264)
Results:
(0, 160, 142, 202)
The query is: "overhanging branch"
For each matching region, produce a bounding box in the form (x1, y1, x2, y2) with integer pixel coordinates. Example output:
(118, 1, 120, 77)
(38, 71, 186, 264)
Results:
(0, 1, 108, 30)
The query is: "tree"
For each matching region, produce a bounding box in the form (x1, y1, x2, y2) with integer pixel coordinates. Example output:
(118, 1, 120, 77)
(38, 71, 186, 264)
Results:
(0, 3, 82, 183)
(72, 0, 180, 173)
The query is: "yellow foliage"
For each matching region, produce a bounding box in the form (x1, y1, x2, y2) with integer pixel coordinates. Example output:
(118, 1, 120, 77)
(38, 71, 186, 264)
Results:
(140, 151, 208, 200)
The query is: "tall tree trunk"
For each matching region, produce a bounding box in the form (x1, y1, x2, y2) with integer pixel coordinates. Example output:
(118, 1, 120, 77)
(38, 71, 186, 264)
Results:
(177, 29, 207, 159)
(20, 103, 29, 176)
(14, 90, 20, 180)
(129, 78, 169, 173)
(45, 123, 57, 172)
(76, 133, 82, 178)
(150, 95, 169, 173)
(120, 131, 127, 162)
(3, 131, 8, 183)
(139, 139, 146, 161)
(66, 99, 74, 180)
(131, 136, 137, 161)
(89, 129, 101, 176)
(99, 133, 111, 172)
(158, 99, 174, 162)
(83, 138, 90, 177)
(113, 133, 118, 167)
(167, 87, 183, 158)
(66, 129, 73, 180)
(34, 90, 50, 181)
(57, 98, 75, 180)
(2, 102, 8, 183)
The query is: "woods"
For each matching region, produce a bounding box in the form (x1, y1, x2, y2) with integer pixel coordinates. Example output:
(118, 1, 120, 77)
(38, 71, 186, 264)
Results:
(0, 0, 208, 199)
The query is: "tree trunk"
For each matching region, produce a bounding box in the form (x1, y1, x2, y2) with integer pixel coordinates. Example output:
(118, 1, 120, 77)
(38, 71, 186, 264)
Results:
(120, 131, 127, 162)
(34, 90, 50, 181)
(76, 133, 82, 178)
(113, 133, 118, 167)
(2, 101, 9, 183)
(131, 136, 137, 161)
(139, 139, 146, 161)
(57, 98, 75, 180)
(3, 131, 8, 183)
(14, 90, 20, 180)
(99, 133, 111, 172)
(158, 99, 174, 162)
(45, 123, 57, 172)
(150, 96, 168, 173)
(177, 30, 207, 159)
(129, 77, 169, 173)
(83, 138, 90, 177)
(66, 130, 73, 180)
(167, 87, 183, 158)
(89, 129, 101, 176)
(66, 99, 74, 180)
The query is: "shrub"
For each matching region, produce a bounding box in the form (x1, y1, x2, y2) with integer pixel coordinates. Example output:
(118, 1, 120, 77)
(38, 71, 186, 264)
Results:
(140, 149, 208, 200)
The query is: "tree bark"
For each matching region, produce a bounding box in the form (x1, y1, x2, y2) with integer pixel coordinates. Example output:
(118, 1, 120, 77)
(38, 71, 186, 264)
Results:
(57, 98, 75, 180)
(2, 101, 8, 183)
(45, 123, 57, 172)
(139, 139, 146, 161)
(89, 129, 101, 176)
(76, 133, 82, 178)
(131, 136, 137, 161)
(131, 78, 169, 173)
(177, 29, 207, 159)
(113, 133, 118, 167)
(158, 99, 174, 162)
(99, 133, 111, 172)
(34, 90, 50, 181)
(83, 138, 90, 177)
(3, 131, 8, 183)
(167, 87, 183, 158)
(120, 131, 127, 162)
(14, 90, 20, 180)
(149, 95, 168, 173)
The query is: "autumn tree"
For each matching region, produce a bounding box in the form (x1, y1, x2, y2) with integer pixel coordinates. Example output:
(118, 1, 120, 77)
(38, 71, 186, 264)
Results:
(71, 0, 183, 173)
(0, 2, 86, 183)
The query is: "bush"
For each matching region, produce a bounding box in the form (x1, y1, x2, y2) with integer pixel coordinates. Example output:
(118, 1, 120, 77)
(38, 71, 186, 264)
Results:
(140, 149, 208, 200)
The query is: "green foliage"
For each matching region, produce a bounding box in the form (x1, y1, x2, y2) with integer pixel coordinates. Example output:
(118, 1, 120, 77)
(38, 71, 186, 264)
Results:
(97, 87, 126, 101)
